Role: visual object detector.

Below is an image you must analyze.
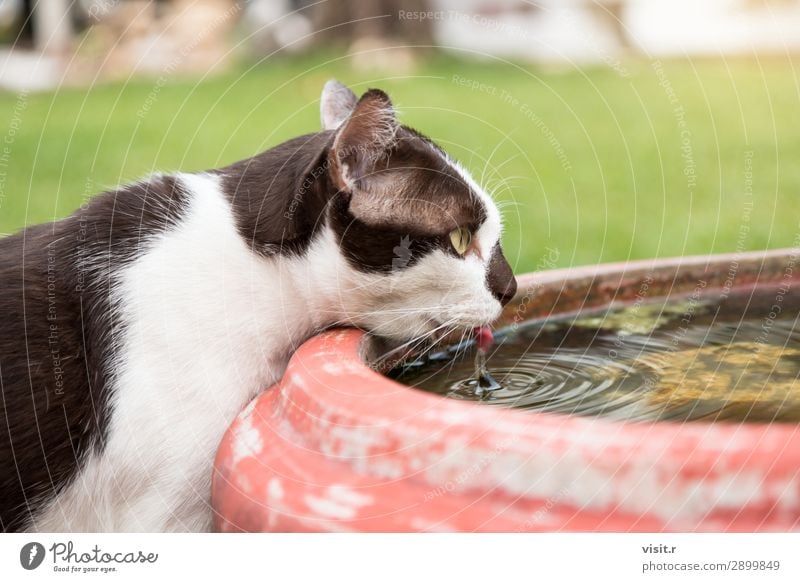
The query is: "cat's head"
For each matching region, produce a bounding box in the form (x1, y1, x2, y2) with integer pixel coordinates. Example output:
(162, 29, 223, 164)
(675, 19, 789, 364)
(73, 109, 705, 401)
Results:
(316, 80, 517, 344)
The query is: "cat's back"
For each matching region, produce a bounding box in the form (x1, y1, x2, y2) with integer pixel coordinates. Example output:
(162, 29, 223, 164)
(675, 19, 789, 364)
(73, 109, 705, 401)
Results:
(0, 218, 98, 531)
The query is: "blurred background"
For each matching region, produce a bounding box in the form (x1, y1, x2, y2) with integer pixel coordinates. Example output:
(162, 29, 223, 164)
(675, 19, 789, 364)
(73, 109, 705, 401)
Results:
(0, 0, 798, 273)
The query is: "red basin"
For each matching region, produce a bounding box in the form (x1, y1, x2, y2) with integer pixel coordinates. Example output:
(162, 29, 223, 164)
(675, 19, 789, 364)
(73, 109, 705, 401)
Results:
(212, 248, 800, 532)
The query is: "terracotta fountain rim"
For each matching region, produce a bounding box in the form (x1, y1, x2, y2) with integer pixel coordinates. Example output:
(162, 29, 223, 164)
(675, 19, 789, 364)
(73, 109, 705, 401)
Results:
(276, 245, 800, 453)
(212, 247, 800, 531)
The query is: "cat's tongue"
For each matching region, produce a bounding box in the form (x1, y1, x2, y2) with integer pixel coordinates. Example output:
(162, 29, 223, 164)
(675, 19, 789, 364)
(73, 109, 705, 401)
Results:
(474, 326, 494, 352)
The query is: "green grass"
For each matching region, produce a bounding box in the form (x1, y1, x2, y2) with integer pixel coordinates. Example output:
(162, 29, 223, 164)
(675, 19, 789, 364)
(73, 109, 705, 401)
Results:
(1, 53, 798, 273)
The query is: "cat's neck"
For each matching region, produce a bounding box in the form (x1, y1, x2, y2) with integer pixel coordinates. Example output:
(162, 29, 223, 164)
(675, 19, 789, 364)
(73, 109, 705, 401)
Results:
(217, 131, 367, 337)
(284, 224, 358, 334)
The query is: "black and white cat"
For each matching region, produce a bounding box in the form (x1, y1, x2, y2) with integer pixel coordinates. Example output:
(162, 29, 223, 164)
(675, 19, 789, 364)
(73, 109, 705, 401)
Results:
(0, 80, 517, 532)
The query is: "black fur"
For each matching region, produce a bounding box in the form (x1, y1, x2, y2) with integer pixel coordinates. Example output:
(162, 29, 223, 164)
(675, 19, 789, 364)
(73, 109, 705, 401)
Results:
(219, 131, 335, 257)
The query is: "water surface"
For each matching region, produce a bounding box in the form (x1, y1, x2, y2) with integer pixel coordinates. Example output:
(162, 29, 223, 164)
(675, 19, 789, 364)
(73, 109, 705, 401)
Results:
(390, 287, 800, 422)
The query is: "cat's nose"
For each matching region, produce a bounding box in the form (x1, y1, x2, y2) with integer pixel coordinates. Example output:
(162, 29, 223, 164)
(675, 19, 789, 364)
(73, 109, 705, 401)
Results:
(487, 245, 517, 306)
(492, 276, 517, 306)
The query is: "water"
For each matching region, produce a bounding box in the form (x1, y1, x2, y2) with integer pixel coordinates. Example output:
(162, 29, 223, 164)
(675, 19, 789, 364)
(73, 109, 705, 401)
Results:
(389, 287, 800, 423)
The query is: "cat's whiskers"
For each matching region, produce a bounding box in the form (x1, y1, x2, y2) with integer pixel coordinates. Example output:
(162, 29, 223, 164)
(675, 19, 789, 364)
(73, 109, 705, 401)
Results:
(357, 304, 467, 316)
(486, 174, 527, 192)
(320, 303, 474, 325)
(368, 312, 445, 340)
(370, 318, 460, 369)
(495, 200, 523, 210)
(323, 306, 438, 340)
(442, 328, 472, 376)
(402, 319, 464, 368)
(485, 178, 527, 203)
(482, 153, 522, 192)
(493, 151, 522, 173)
(478, 130, 517, 191)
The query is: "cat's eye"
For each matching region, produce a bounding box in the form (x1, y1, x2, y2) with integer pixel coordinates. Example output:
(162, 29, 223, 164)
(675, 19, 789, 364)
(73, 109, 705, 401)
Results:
(449, 227, 472, 255)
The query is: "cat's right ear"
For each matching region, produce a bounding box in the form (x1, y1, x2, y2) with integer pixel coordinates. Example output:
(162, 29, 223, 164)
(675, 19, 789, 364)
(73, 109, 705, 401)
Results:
(329, 88, 398, 192)
(320, 80, 358, 131)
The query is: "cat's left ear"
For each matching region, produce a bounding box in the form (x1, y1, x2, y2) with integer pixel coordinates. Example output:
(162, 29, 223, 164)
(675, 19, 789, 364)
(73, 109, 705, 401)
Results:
(320, 80, 358, 130)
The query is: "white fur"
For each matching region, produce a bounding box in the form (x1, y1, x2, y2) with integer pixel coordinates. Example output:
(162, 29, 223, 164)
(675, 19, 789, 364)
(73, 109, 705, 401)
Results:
(31, 173, 320, 531)
(29, 157, 505, 531)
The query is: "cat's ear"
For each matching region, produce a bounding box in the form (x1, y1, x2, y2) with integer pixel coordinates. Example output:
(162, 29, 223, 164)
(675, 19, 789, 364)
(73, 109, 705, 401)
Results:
(330, 88, 398, 191)
(320, 80, 358, 131)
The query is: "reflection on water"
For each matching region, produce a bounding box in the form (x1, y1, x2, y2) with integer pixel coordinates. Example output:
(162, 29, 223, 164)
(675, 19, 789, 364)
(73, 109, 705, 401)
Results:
(389, 287, 800, 423)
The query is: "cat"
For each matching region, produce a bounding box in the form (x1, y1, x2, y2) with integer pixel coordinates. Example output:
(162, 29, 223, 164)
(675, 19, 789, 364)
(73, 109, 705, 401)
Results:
(0, 80, 517, 532)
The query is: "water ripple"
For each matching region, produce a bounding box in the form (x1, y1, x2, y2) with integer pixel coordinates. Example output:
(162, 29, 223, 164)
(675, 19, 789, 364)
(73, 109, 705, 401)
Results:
(390, 289, 800, 423)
